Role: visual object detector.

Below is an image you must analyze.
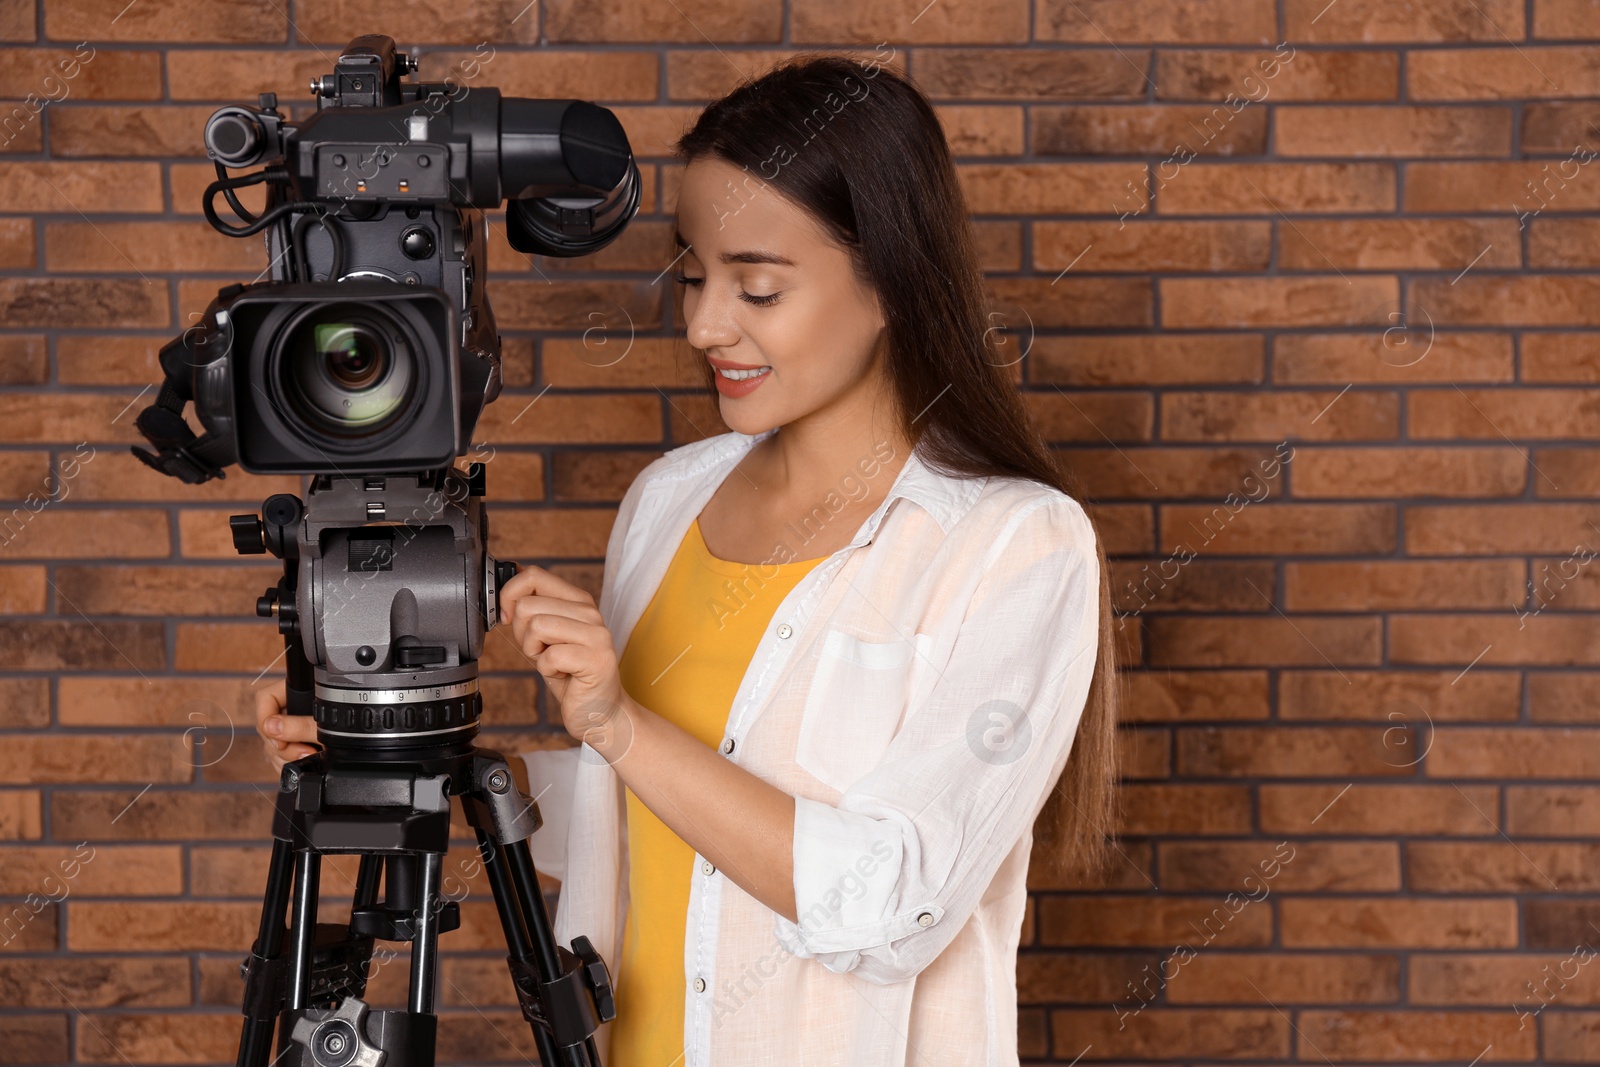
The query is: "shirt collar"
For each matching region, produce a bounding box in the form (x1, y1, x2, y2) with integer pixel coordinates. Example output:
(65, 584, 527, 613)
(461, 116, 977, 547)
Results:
(646, 427, 986, 537)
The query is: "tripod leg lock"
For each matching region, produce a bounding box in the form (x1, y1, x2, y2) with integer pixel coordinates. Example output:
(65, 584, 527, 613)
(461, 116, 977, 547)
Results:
(508, 935, 616, 1048)
(464, 755, 543, 845)
(240, 949, 288, 1022)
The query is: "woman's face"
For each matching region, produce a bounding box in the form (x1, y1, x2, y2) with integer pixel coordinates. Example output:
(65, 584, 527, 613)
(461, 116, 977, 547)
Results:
(673, 156, 890, 436)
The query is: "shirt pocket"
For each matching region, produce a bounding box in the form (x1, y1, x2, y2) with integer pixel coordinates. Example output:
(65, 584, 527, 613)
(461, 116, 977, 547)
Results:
(796, 628, 929, 793)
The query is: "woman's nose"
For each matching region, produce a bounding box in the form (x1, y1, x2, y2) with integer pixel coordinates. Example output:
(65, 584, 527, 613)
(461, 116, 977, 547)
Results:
(683, 288, 740, 352)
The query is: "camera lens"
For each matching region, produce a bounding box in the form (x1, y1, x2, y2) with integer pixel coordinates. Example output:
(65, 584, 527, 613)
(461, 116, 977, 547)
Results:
(279, 305, 415, 437)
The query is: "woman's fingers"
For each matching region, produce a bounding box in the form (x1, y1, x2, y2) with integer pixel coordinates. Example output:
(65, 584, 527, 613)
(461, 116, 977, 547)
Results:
(253, 679, 320, 771)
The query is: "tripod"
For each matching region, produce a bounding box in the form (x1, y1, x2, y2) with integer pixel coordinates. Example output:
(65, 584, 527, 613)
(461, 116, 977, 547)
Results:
(229, 467, 615, 1066)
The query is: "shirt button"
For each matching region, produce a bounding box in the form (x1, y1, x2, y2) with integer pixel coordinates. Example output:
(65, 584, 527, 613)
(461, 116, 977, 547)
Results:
(917, 911, 935, 927)
(693, 976, 706, 993)
(776, 623, 792, 639)
(702, 860, 716, 876)
(721, 737, 735, 755)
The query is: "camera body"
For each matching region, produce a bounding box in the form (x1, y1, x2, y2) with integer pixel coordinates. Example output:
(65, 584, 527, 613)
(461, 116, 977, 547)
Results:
(138, 33, 639, 482)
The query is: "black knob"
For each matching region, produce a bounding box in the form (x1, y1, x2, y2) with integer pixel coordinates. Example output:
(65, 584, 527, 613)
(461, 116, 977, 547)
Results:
(496, 560, 519, 589)
(230, 514, 265, 554)
(401, 226, 435, 260)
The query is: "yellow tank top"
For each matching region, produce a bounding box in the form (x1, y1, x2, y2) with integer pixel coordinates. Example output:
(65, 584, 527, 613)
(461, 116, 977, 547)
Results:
(607, 516, 827, 1067)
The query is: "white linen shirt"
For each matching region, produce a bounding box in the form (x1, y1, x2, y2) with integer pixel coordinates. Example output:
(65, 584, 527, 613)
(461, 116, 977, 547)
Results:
(519, 425, 1100, 1066)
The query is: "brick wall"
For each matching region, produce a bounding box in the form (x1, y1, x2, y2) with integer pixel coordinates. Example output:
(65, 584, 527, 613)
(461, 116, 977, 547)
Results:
(2, 0, 1598, 1063)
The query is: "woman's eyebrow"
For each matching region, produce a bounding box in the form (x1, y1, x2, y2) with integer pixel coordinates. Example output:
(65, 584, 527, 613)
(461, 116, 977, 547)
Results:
(673, 229, 796, 267)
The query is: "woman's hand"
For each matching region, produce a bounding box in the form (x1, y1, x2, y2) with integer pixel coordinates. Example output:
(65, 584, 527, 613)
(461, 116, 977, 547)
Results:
(254, 679, 322, 774)
(499, 565, 631, 753)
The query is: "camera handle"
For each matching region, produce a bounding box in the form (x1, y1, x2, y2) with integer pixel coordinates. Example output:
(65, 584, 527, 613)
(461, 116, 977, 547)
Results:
(231, 491, 614, 1066)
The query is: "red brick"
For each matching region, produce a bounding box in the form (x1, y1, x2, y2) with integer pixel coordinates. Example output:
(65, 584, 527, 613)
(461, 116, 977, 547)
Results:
(794, 0, 1025, 43)
(1037, 0, 1276, 43)
(0, 845, 180, 896)
(1114, 559, 1275, 613)
(1117, 784, 1254, 835)
(1290, 447, 1527, 498)
(1160, 389, 1398, 440)
(1405, 161, 1600, 213)
(1277, 105, 1512, 157)
(936, 105, 1025, 156)
(1022, 392, 1153, 442)
(1530, 674, 1600, 723)
(45, 0, 285, 41)
(1508, 784, 1600, 832)
(0, 792, 42, 839)
(0, 2, 34, 39)
(543, 0, 779, 43)
(1412, 46, 1600, 99)
(1179, 725, 1416, 776)
(1274, 332, 1514, 384)
(0, 161, 162, 212)
(1148, 615, 1383, 666)
(1412, 841, 1600, 891)
(1287, 559, 1525, 611)
(45, 220, 266, 273)
(1160, 839, 1398, 891)
(1169, 952, 1399, 1003)
(1410, 387, 1600, 437)
(1161, 276, 1398, 328)
(1295, 1009, 1535, 1060)
(1411, 275, 1600, 326)
(1033, 104, 1266, 157)
(73, 1011, 243, 1062)
(1282, 898, 1518, 947)
(1280, 670, 1518, 722)
(1406, 504, 1600, 554)
(1285, 0, 1524, 41)
(1049, 1008, 1287, 1060)
(1409, 952, 1600, 1006)
(1122, 670, 1269, 722)
(297, 0, 543, 44)
(1157, 49, 1399, 101)
(1394, 614, 1600, 666)
(0, 218, 31, 270)
(0, 957, 189, 1008)
(1036, 220, 1270, 272)
(1530, 217, 1600, 267)
(0, 1017, 65, 1061)
(1054, 446, 1285, 499)
(1524, 101, 1600, 154)
(1030, 334, 1264, 385)
(1523, 332, 1600, 380)
(1423, 726, 1600, 774)
(1039, 894, 1274, 947)
(1160, 502, 1396, 554)
(960, 161, 1149, 214)
(1158, 161, 1396, 214)
(1279, 218, 1518, 270)
(988, 277, 1153, 329)
(1261, 783, 1501, 834)
(914, 48, 1149, 99)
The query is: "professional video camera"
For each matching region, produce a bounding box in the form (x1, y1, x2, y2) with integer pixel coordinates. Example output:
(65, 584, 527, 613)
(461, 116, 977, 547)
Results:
(129, 34, 637, 1067)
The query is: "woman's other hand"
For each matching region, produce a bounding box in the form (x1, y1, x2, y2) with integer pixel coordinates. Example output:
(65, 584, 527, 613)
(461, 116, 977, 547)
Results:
(255, 678, 322, 774)
(499, 564, 631, 752)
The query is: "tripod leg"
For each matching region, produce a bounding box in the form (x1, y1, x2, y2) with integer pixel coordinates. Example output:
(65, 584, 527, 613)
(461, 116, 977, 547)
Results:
(237, 837, 296, 1067)
(476, 829, 567, 1067)
(276, 846, 323, 1061)
(409, 851, 444, 1015)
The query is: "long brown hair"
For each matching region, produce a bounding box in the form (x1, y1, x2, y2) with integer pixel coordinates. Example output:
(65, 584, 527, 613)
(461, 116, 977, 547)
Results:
(671, 53, 1122, 884)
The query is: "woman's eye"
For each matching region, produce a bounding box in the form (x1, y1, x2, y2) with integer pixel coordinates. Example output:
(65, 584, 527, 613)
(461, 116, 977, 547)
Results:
(672, 275, 780, 307)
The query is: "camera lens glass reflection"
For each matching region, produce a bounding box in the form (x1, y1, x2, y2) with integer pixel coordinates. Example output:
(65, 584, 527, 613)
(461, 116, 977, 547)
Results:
(281, 307, 414, 436)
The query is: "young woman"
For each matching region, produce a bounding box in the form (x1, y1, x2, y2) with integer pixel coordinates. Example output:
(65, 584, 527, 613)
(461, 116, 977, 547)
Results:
(258, 53, 1120, 1066)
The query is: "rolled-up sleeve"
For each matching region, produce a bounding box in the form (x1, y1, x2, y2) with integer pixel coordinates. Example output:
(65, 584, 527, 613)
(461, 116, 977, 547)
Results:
(772, 493, 1101, 984)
